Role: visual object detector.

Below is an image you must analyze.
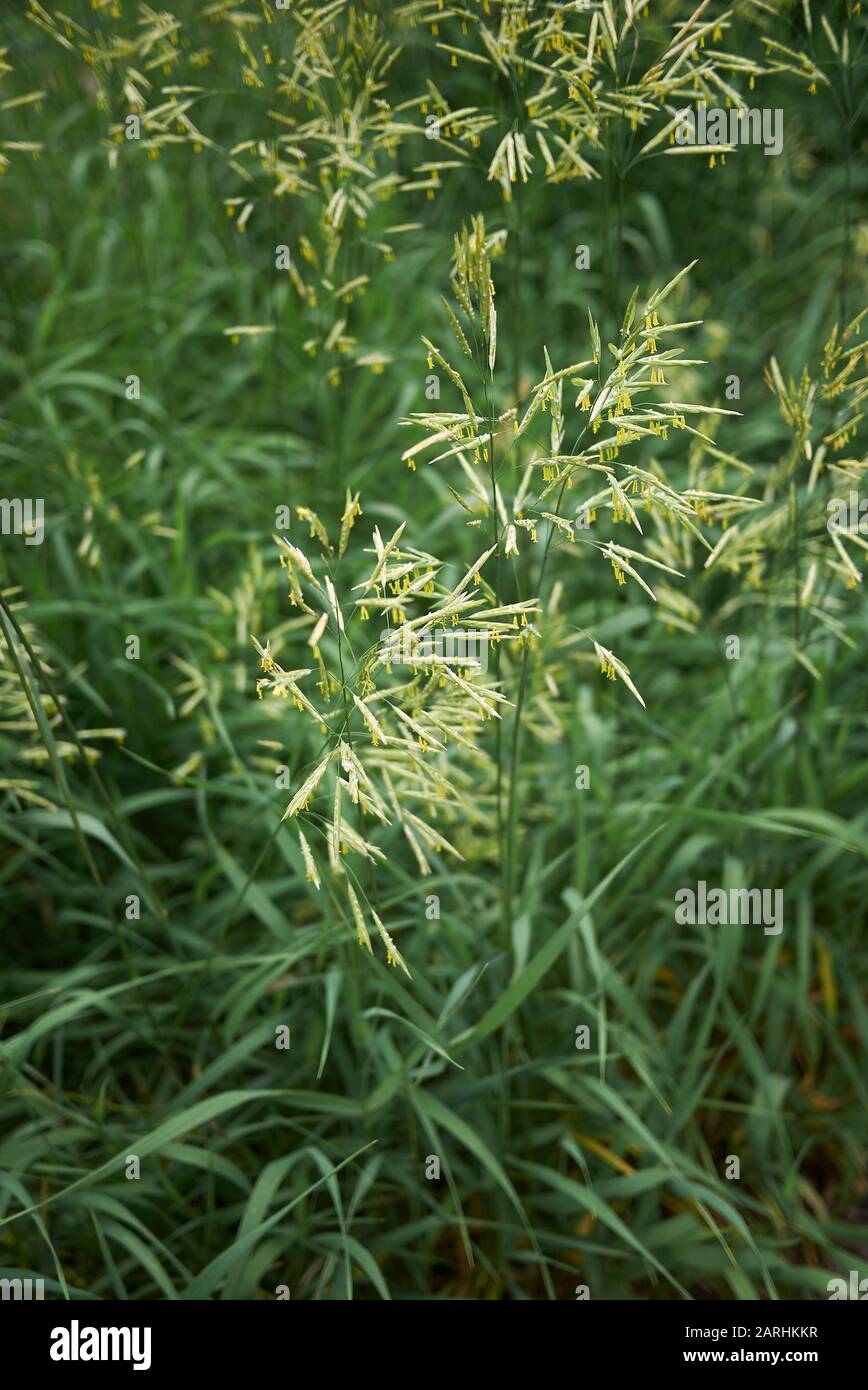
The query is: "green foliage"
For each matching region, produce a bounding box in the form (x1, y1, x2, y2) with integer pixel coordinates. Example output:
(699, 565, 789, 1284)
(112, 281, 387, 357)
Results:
(0, 0, 866, 1301)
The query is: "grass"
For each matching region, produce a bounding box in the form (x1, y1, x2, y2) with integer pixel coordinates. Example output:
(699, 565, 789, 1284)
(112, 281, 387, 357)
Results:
(0, 0, 867, 1301)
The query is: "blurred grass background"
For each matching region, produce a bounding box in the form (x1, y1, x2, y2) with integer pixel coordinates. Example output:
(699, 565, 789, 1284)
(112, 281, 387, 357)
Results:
(1, 0, 867, 1299)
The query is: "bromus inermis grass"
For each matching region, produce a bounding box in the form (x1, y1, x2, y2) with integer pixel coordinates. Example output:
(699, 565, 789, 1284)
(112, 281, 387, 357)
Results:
(0, 0, 866, 1306)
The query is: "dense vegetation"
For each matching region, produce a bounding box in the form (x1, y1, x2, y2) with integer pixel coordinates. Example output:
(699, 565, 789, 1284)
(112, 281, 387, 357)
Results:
(1, 0, 866, 1300)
